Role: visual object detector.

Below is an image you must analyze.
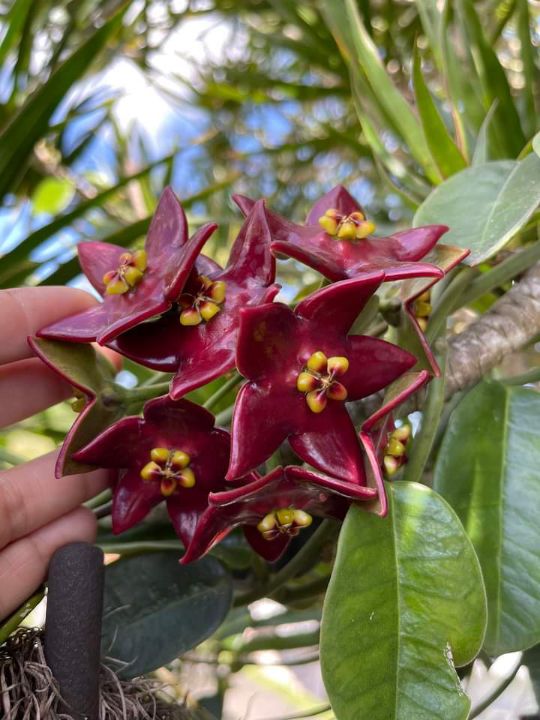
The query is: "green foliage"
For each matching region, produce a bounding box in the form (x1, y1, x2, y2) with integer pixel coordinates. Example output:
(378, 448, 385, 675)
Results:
(434, 381, 540, 656)
(321, 485, 486, 720)
(414, 156, 540, 264)
(101, 552, 233, 679)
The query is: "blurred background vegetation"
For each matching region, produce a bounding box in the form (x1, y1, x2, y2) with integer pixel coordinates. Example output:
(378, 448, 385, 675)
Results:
(0, 1, 539, 716)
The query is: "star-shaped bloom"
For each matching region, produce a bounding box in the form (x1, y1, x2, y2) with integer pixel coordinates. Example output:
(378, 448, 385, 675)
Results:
(397, 244, 470, 375)
(28, 336, 126, 478)
(38, 188, 217, 345)
(110, 200, 280, 399)
(181, 465, 377, 564)
(226, 274, 417, 485)
(233, 185, 447, 283)
(73, 396, 230, 548)
(358, 370, 429, 515)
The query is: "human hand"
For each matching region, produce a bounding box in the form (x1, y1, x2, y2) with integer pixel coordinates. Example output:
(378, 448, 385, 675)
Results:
(0, 287, 109, 621)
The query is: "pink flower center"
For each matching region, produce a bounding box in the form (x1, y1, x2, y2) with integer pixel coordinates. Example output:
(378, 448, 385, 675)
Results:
(102, 250, 147, 295)
(178, 275, 226, 326)
(257, 507, 313, 541)
(296, 351, 349, 413)
(140, 447, 195, 497)
(318, 208, 376, 240)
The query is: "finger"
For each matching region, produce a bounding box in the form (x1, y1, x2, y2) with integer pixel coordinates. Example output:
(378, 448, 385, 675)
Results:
(0, 506, 97, 621)
(0, 287, 97, 365)
(0, 451, 108, 548)
(0, 358, 73, 428)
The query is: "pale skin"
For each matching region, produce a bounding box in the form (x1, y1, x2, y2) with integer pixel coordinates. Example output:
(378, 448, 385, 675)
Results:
(0, 287, 110, 621)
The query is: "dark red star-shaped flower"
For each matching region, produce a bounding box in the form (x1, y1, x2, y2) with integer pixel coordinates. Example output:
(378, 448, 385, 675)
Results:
(182, 465, 377, 564)
(359, 370, 429, 515)
(233, 185, 447, 283)
(73, 396, 230, 548)
(110, 200, 280, 399)
(226, 274, 417, 485)
(38, 188, 217, 345)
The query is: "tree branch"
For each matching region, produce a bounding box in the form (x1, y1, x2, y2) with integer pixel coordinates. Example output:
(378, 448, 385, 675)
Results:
(445, 261, 540, 397)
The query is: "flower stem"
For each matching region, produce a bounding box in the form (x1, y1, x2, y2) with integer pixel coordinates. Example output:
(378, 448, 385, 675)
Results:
(0, 589, 44, 644)
(461, 240, 540, 307)
(215, 404, 235, 427)
(469, 654, 522, 718)
(426, 267, 476, 343)
(203, 372, 243, 411)
(85, 488, 112, 510)
(98, 540, 182, 555)
(234, 519, 339, 606)
(498, 366, 540, 386)
(126, 381, 171, 403)
(402, 349, 446, 486)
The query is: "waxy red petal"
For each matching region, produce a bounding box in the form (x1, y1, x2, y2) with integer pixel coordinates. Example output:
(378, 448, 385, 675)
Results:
(73, 416, 144, 466)
(236, 187, 448, 285)
(78, 241, 128, 296)
(289, 403, 366, 484)
(39, 188, 217, 345)
(236, 302, 301, 382)
(227, 383, 297, 480)
(145, 186, 188, 270)
(343, 335, 416, 399)
(143, 395, 216, 433)
(295, 273, 384, 336)
(305, 185, 363, 225)
(112, 469, 163, 533)
(182, 465, 376, 564)
(226, 200, 276, 286)
(110, 202, 279, 396)
(243, 525, 291, 562)
(75, 396, 230, 546)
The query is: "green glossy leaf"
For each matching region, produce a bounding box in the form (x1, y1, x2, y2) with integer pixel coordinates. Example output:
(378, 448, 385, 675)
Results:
(434, 381, 540, 655)
(471, 102, 498, 166)
(101, 552, 233, 678)
(320, 483, 486, 720)
(0, 7, 125, 199)
(414, 158, 540, 264)
(32, 177, 75, 215)
(0, 0, 34, 66)
(320, 0, 439, 183)
(456, 0, 525, 156)
(533, 132, 540, 160)
(412, 49, 466, 178)
(516, 0, 538, 138)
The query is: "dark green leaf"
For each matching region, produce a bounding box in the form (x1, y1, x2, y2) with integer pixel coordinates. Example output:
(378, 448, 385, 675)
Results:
(414, 157, 540, 264)
(320, 483, 486, 720)
(101, 552, 233, 678)
(434, 381, 540, 655)
(412, 49, 466, 178)
(471, 102, 498, 166)
(320, 0, 440, 183)
(456, 0, 525, 156)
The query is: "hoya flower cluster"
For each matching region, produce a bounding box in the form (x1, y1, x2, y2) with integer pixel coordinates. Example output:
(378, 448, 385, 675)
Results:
(33, 186, 463, 563)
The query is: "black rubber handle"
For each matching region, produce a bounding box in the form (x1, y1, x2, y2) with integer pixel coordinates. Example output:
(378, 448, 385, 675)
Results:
(44, 542, 104, 719)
